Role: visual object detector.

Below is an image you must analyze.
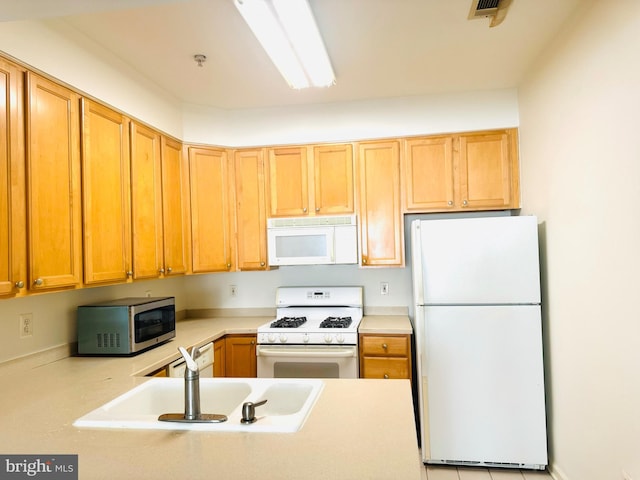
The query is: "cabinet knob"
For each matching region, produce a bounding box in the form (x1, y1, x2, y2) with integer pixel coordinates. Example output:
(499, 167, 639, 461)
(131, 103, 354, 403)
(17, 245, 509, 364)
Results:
(462, 200, 468, 206)
(159, 268, 165, 274)
(227, 263, 231, 268)
(315, 207, 320, 212)
(127, 271, 133, 277)
(302, 207, 307, 213)
(362, 258, 367, 264)
(382, 343, 388, 350)
(260, 262, 265, 267)
(447, 200, 453, 206)
(34, 278, 43, 286)
(15, 280, 24, 289)
(383, 374, 389, 379)
(167, 267, 172, 273)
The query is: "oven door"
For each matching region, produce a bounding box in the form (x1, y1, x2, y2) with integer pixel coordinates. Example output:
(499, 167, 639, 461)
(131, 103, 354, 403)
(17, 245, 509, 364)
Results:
(256, 345, 358, 379)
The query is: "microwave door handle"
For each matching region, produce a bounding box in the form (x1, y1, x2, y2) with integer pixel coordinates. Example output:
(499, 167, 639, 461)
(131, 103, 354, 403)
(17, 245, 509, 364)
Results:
(329, 232, 335, 262)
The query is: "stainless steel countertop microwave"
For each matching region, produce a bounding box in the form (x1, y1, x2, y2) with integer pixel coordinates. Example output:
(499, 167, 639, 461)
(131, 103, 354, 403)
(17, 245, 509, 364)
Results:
(77, 297, 176, 355)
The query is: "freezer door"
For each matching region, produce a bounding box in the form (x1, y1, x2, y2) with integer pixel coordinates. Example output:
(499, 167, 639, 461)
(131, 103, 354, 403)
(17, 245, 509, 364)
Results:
(420, 305, 547, 468)
(418, 216, 541, 304)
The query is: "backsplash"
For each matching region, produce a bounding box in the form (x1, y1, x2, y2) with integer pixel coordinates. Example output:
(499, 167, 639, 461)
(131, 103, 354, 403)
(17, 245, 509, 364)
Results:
(0, 265, 412, 366)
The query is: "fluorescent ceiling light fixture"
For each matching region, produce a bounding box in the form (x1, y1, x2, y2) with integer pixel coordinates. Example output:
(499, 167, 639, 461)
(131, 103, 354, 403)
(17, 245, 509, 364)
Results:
(234, 0, 335, 89)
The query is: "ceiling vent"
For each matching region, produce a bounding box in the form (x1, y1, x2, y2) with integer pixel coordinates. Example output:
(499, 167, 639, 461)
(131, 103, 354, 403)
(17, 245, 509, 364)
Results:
(468, 0, 500, 19)
(468, 0, 512, 27)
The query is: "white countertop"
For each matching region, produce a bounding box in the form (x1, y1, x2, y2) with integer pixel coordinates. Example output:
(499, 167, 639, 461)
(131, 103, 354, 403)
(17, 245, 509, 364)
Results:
(0, 316, 421, 480)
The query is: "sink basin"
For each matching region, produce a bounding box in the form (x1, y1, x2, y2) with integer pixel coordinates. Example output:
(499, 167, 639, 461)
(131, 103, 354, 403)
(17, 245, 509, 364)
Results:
(73, 378, 324, 433)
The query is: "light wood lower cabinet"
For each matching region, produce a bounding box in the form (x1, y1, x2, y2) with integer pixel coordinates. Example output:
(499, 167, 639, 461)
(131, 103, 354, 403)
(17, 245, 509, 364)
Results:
(359, 334, 412, 381)
(213, 338, 226, 378)
(214, 334, 257, 378)
(26, 72, 83, 291)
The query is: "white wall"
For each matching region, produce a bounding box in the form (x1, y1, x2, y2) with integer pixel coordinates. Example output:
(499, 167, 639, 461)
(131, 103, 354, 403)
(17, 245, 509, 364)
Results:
(518, 1, 640, 479)
(0, 19, 184, 138)
(182, 89, 519, 147)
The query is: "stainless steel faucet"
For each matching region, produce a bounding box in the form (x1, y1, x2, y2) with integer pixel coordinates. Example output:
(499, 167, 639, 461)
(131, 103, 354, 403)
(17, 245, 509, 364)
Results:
(158, 346, 227, 424)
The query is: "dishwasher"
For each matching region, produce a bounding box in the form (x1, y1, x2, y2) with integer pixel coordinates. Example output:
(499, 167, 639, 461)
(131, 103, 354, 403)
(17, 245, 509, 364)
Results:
(167, 342, 214, 378)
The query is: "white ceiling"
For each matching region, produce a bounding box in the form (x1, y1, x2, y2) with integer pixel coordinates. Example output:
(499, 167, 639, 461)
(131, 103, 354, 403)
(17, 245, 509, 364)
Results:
(2, 0, 582, 110)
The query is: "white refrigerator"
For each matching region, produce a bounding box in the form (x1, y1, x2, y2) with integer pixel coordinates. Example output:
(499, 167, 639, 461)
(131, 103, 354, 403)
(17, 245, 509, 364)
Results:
(411, 215, 547, 470)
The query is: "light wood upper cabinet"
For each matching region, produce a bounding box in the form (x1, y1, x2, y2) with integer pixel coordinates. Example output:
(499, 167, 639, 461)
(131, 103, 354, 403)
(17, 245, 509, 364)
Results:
(267, 144, 354, 217)
(403, 129, 520, 212)
(267, 146, 308, 217)
(313, 143, 354, 214)
(402, 136, 455, 211)
(161, 137, 190, 276)
(25, 72, 82, 290)
(0, 59, 26, 296)
(458, 129, 519, 210)
(234, 148, 268, 271)
(357, 140, 403, 267)
(130, 122, 164, 280)
(81, 99, 132, 285)
(189, 146, 233, 273)
(130, 127, 190, 279)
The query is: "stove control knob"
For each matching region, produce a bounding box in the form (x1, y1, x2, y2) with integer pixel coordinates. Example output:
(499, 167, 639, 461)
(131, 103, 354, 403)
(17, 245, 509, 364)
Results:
(279, 334, 288, 343)
(336, 334, 345, 343)
(268, 334, 276, 343)
(324, 334, 333, 344)
(303, 333, 310, 343)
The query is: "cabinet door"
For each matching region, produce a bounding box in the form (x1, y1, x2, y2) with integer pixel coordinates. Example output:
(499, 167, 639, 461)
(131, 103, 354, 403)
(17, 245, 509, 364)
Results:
(357, 140, 403, 266)
(313, 143, 354, 214)
(403, 136, 455, 211)
(189, 147, 232, 273)
(458, 129, 519, 210)
(26, 73, 82, 290)
(267, 146, 309, 216)
(213, 338, 226, 377)
(234, 149, 268, 270)
(81, 99, 132, 284)
(0, 59, 25, 296)
(161, 137, 189, 275)
(130, 122, 163, 280)
(224, 335, 257, 378)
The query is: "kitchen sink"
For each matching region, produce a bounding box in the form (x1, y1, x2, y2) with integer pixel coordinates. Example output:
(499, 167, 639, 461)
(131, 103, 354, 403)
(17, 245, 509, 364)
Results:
(73, 377, 324, 433)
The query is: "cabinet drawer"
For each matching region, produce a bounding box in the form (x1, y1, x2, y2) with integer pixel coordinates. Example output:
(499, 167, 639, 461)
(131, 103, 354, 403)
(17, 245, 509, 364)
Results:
(360, 335, 409, 356)
(361, 357, 410, 379)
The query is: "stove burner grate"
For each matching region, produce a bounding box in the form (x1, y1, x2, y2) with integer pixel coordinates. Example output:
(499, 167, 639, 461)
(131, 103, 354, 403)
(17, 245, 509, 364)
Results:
(270, 316, 307, 328)
(319, 316, 353, 328)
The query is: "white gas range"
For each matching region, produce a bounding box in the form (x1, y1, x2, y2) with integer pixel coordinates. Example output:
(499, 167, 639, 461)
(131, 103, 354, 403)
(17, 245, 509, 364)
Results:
(256, 286, 363, 378)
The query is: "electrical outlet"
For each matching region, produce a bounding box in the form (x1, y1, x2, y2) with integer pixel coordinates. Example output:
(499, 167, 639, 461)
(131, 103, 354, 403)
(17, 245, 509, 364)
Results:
(380, 282, 389, 295)
(622, 470, 633, 480)
(230, 285, 238, 297)
(19, 313, 33, 338)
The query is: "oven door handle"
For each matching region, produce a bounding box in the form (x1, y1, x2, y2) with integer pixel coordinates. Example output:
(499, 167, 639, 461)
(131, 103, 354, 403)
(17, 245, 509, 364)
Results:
(256, 346, 357, 358)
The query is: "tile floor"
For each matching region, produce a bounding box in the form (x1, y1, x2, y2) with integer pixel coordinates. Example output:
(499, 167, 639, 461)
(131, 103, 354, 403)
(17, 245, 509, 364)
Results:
(421, 465, 553, 480)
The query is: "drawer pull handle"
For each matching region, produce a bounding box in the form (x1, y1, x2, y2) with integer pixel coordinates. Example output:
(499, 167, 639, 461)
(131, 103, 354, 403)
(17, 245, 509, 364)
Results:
(382, 343, 388, 350)
(383, 374, 389, 379)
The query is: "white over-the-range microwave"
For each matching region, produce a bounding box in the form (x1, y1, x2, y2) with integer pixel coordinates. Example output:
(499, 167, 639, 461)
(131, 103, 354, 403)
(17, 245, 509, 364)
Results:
(267, 214, 358, 266)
